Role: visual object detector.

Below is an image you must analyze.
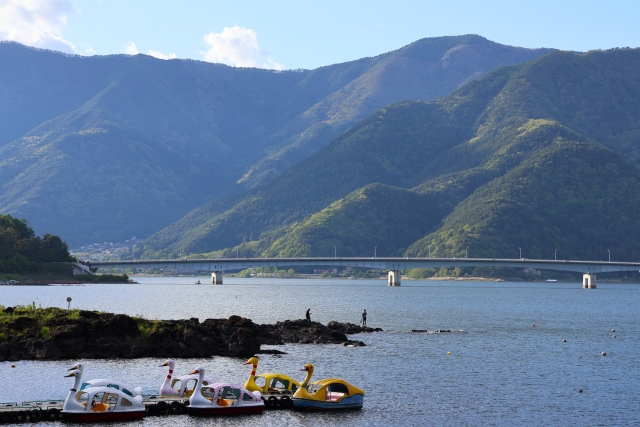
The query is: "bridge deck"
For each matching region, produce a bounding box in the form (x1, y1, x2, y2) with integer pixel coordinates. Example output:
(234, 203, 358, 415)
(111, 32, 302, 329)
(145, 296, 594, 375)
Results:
(86, 257, 640, 274)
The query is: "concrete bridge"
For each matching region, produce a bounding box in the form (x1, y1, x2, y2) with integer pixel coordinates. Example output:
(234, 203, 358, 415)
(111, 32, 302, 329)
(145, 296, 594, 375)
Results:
(85, 257, 640, 288)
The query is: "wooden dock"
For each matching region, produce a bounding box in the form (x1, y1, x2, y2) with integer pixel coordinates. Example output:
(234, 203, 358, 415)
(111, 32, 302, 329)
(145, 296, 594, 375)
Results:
(0, 393, 293, 423)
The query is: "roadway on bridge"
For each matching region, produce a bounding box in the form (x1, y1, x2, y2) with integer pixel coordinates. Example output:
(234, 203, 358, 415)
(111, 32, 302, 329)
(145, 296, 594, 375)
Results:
(87, 257, 640, 274)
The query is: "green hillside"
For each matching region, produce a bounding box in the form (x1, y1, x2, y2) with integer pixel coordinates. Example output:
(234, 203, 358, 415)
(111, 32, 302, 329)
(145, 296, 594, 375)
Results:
(0, 36, 547, 246)
(143, 100, 480, 256)
(406, 142, 640, 261)
(148, 47, 640, 260)
(238, 34, 551, 188)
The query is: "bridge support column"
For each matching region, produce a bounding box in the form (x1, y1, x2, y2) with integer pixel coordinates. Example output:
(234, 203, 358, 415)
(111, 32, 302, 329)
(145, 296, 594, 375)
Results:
(211, 271, 223, 285)
(582, 273, 596, 289)
(388, 270, 401, 286)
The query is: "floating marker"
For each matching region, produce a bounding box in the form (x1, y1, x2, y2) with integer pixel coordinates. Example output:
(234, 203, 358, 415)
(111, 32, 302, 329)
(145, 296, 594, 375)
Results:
(578, 389, 583, 393)
(532, 324, 535, 327)
(601, 352, 607, 356)
(563, 339, 566, 342)
(613, 335, 616, 338)
(611, 329, 616, 332)
(11, 364, 16, 368)
(447, 352, 451, 355)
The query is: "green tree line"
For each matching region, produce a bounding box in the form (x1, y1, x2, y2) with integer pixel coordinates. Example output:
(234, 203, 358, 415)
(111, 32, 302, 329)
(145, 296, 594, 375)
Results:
(0, 214, 73, 272)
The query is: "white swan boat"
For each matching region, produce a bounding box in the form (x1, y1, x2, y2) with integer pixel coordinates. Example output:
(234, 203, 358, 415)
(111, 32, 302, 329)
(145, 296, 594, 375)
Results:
(159, 359, 215, 396)
(70, 363, 142, 397)
(187, 367, 264, 416)
(62, 370, 146, 422)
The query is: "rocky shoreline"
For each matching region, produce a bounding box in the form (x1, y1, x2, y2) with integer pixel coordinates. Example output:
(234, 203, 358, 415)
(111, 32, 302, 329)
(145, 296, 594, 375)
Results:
(0, 308, 381, 362)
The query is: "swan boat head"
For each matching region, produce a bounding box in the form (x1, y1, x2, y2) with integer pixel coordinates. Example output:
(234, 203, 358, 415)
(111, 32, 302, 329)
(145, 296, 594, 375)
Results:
(242, 357, 260, 392)
(63, 370, 86, 412)
(160, 359, 179, 396)
(300, 363, 315, 387)
(188, 366, 210, 406)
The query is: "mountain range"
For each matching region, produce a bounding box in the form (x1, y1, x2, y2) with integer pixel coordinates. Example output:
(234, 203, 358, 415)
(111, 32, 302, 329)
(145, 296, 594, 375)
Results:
(145, 47, 640, 262)
(0, 35, 550, 246)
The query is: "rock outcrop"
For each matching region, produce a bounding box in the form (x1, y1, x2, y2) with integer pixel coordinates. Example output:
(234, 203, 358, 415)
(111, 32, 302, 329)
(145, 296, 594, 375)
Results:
(0, 308, 381, 362)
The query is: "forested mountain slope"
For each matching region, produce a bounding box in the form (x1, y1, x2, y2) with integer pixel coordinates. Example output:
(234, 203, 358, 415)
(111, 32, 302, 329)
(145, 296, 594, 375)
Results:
(0, 36, 548, 245)
(148, 48, 640, 260)
(406, 142, 640, 261)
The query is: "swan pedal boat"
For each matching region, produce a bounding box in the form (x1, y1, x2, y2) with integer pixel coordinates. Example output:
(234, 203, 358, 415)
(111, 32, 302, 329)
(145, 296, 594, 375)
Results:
(243, 357, 301, 395)
(159, 359, 215, 397)
(70, 363, 142, 397)
(62, 370, 146, 422)
(292, 364, 364, 411)
(188, 367, 264, 416)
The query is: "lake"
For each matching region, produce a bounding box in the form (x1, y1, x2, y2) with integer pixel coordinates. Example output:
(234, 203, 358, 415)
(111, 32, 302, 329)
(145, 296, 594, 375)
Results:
(1, 277, 639, 426)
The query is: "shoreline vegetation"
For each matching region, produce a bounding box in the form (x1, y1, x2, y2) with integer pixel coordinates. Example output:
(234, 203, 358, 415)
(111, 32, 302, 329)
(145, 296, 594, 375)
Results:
(1, 264, 130, 285)
(0, 306, 380, 362)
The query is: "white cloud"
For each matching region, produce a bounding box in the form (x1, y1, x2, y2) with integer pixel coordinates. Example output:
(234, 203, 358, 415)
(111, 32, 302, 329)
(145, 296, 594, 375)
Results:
(124, 41, 139, 55)
(202, 26, 281, 69)
(147, 49, 177, 60)
(85, 45, 95, 55)
(123, 41, 177, 60)
(0, 0, 75, 53)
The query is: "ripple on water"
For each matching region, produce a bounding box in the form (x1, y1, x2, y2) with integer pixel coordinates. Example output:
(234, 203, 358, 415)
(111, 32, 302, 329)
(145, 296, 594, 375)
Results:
(1, 278, 639, 426)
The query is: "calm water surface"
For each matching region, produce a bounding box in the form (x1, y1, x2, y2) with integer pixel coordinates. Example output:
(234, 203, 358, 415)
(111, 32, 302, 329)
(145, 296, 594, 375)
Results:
(1, 277, 639, 426)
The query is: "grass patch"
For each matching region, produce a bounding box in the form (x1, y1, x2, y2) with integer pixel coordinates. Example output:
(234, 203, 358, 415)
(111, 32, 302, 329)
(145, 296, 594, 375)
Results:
(39, 326, 50, 338)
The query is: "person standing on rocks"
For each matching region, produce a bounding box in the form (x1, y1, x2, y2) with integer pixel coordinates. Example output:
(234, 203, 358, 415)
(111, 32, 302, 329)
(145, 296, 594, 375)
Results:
(362, 309, 367, 326)
(306, 308, 311, 321)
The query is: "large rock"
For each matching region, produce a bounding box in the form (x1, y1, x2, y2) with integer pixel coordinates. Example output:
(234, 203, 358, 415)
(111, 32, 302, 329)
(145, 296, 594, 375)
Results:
(24, 338, 62, 359)
(106, 314, 141, 339)
(0, 342, 21, 361)
(51, 324, 85, 340)
(328, 321, 382, 334)
(1, 310, 383, 361)
(228, 327, 261, 357)
(55, 338, 86, 358)
(272, 320, 348, 344)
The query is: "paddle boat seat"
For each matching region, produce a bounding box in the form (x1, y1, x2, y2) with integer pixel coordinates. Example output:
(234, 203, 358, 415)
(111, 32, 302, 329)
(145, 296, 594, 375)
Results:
(326, 392, 345, 401)
(91, 403, 109, 412)
(217, 399, 233, 407)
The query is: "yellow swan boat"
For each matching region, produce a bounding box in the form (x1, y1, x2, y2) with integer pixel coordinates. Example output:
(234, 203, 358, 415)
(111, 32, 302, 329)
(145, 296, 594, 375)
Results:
(292, 364, 364, 411)
(243, 357, 301, 409)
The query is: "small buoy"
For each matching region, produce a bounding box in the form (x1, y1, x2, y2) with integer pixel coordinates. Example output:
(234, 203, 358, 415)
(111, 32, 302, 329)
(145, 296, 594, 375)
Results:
(611, 329, 616, 332)
(447, 352, 451, 355)
(532, 324, 535, 327)
(578, 389, 583, 393)
(563, 339, 566, 342)
(11, 364, 16, 368)
(601, 352, 607, 356)
(613, 335, 616, 338)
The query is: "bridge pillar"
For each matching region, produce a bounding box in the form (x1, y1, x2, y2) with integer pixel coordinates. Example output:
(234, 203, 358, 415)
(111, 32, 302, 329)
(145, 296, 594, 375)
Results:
(388, 270, 401, 286)
(582, 273, 596, 289)
(211, 271, 223, 285)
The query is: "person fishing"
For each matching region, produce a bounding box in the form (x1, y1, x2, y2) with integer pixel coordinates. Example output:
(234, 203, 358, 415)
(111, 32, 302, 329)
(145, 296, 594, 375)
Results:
(361, 309, 367, 326)
(306, 308, 311, 321)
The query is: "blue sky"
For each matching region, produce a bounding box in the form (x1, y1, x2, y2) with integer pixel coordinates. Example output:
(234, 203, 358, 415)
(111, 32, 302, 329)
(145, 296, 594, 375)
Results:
(2, 0, 640, 69)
